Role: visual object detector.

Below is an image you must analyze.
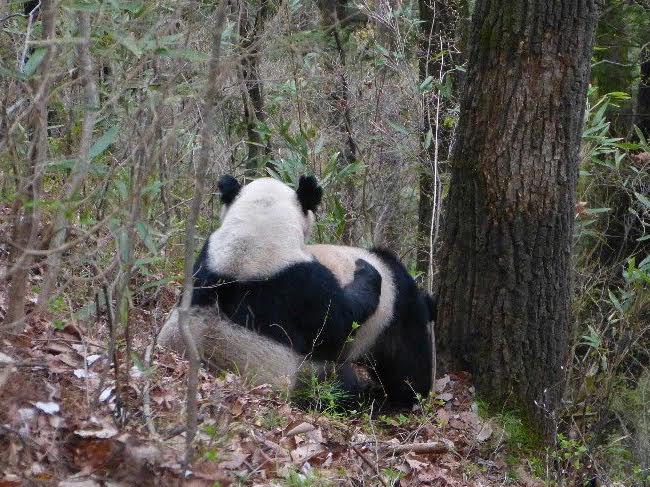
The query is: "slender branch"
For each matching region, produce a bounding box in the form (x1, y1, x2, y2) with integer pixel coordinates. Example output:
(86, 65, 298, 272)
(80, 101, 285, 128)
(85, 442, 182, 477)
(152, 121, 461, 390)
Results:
(38, 10, 99, 307)
(177, 0, 228, 470)
(351, 446, 388, 487)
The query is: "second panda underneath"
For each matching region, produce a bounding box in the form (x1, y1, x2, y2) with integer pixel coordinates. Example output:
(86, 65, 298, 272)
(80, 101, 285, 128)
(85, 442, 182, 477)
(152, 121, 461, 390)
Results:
(190, 174, 435, 407)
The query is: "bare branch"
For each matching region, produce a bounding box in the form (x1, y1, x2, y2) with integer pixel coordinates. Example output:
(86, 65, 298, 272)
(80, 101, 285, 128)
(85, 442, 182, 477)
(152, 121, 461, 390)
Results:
(177, 0, 228, 470)
(38, 11, 99, 307)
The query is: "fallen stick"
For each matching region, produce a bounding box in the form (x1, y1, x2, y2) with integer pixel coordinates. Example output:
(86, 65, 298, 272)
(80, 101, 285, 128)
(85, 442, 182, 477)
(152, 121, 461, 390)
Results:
(382, 441, 449, 455)
(351, 446, 387, 487)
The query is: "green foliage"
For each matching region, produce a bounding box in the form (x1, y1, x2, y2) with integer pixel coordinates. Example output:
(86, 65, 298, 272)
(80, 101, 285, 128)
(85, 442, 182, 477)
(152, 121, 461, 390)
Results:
(281, 467, 334, 487)
(292, 372, 353, 417)
(256, 409, 287, 430)
(591, 0, 650, 134)
(553, 434, 589, 472)
(567, 81, 650, 483)
(380, 467, 404, 486)
(475, 398, 544, 476)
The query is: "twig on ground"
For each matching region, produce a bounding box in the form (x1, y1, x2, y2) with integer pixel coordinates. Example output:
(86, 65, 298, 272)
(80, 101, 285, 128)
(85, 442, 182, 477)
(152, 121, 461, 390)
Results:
(381, 441, 449, 455)
(142, 343, 158, 436)
(351, 445, 388, 487)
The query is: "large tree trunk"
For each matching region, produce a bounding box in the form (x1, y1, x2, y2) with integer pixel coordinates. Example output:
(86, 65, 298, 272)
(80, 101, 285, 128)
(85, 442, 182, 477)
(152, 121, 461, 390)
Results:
(436, 0, 598, 435)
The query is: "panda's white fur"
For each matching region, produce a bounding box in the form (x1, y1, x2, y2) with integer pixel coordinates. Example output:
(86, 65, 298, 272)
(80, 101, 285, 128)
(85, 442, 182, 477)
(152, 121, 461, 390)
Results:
(307, 244, 396, 362)
(207, 177, 315, 279)
(158, 307, 325, 391)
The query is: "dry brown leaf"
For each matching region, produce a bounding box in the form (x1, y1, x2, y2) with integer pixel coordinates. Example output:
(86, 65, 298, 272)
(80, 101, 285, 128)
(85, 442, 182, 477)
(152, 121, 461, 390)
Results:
(219, 451, 248, 470)
(436, 392, 454, 402)
(476, 423, 493, 442)
(436, 408, 450, 426)
(56, 352, 82, 369)
(435, 375, 451, 392)
(290, 443, 325, 464)
(405, 456, 429, 471)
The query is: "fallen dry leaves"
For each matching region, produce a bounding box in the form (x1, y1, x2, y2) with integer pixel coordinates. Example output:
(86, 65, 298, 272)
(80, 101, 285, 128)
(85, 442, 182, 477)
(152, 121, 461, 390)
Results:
(1, 275, 540, 486)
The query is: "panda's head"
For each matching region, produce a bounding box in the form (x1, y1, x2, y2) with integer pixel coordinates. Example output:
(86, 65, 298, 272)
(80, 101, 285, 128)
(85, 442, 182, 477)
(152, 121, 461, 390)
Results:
(218, 175, 322, 240)
(207, 175, 323, 278)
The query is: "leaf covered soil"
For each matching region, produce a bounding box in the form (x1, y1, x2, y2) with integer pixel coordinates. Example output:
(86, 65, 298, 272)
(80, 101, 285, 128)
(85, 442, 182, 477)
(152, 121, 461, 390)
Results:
(0, 275, 543, 486)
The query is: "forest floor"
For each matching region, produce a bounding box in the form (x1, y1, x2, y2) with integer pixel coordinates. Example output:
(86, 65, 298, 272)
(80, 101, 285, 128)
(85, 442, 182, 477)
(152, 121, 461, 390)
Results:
(0, 271, 545, 486)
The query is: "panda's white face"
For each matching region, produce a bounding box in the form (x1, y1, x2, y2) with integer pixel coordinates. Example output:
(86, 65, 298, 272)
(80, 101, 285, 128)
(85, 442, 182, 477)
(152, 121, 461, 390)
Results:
(208, 178, 315, 279)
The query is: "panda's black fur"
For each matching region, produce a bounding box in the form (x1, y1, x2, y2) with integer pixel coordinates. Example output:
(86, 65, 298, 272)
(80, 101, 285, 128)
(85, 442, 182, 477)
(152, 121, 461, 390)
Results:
(192, 248, 382, 360)
(191, 174, 436, 408)
(191, 175, 382, 361)
(305, 244, 435, 407)
(360, 248, 434, 406)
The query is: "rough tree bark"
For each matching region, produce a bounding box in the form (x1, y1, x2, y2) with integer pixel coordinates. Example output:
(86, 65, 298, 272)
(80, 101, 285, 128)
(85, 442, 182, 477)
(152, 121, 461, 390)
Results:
(436, 0, 599, 435)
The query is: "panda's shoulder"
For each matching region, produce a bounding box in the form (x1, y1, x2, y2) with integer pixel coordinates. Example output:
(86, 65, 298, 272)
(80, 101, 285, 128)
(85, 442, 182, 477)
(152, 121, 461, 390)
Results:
(369, 247, 417, 291)
(274, 260, 340, 287)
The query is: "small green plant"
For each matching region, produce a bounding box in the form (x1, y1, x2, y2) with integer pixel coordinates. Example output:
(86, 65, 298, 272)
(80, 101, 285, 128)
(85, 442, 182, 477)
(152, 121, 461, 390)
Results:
(292, 372, 352, 417)
(345, 321, 361, 344)
(377, 413, 410, 428)
(475, 398, 544, 477)
(282, 467, 333, 487)
(48, 294, 67, 314)
(380, 467, 404, 486)
(553, 434, 589, 472)
(257, 409, 286, 430)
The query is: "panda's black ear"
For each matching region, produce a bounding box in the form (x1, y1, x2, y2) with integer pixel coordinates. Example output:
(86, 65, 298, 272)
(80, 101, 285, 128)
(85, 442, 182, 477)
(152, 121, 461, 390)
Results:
(218, 175, 241, 205)
(296, 175, 323, 213)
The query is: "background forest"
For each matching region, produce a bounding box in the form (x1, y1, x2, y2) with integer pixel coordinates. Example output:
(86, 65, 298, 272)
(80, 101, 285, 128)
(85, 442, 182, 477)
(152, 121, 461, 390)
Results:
(1, 0, 649, 485)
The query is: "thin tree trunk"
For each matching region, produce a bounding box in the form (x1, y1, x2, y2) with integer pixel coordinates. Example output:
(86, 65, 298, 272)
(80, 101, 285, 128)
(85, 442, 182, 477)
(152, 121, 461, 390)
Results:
(637, 45, 650, 139)
(38, 11, 99, 307)
(416, 0, 458, 287)
(5, 0, 57, 332)
(178, 0, 228, 468)
(318, 1, 357, 243)
(239, 0, 275, 174)
(436, 0, 598, 437)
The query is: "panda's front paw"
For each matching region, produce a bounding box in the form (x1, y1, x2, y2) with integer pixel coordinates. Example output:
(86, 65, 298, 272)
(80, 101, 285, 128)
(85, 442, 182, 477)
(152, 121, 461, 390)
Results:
(353, 258, 382, 294)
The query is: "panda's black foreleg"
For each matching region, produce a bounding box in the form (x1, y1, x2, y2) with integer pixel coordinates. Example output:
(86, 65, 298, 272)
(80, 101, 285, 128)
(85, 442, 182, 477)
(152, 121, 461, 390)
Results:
(342, 259, 382, 325)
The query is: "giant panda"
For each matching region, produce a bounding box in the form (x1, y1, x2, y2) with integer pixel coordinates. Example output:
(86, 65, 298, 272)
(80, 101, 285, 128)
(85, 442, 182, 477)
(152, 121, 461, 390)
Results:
(185, 174, 435, 408)
(191, 174, 383, 363)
